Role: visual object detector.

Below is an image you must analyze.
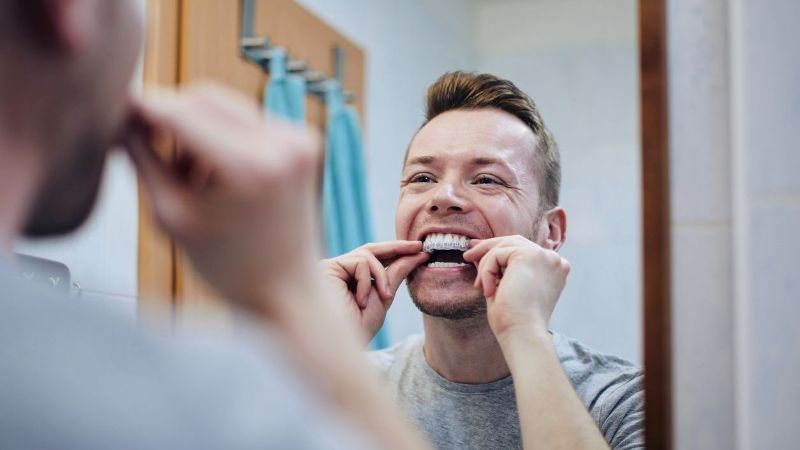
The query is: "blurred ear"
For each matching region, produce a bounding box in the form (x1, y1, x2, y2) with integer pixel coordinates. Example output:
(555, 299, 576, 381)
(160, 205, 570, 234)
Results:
(18, 0, 96, 53)
(542, 207, 567, 252)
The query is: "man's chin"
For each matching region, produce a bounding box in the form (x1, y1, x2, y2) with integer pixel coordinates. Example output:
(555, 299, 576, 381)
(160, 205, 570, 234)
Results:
(407, 273, 487, 321)
(23, 199, 97, 237)
(23, 163, 104, 237)
(410, 293, 487, 321)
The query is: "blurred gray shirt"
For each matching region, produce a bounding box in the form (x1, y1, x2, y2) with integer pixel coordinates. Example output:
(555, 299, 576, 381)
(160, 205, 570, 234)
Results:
(371, 333, 644, 450)
(0, 263, 374, 450)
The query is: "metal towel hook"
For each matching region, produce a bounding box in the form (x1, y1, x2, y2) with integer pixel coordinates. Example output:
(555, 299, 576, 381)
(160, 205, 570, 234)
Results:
(239, 0, 357, 103)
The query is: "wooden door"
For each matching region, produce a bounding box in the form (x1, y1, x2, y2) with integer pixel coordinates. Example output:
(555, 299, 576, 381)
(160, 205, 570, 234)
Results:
(138, 0, 365, 326)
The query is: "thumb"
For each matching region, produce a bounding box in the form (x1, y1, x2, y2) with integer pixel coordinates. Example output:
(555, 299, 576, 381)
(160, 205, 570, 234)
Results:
(123, 119, 194, 235)
(384, 252, 429, 304)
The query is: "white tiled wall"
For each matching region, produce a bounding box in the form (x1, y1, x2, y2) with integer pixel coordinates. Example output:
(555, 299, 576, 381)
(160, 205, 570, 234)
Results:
(669, 0, 800, 447)
(735, 1, 800, 443)
(667, 1, 737, 446)
(671, 224, 735, 450)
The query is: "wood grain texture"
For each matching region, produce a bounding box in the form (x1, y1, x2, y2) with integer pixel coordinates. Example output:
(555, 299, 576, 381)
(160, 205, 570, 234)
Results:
(138, 0, 180, 318)
(639, 0, 672, 448)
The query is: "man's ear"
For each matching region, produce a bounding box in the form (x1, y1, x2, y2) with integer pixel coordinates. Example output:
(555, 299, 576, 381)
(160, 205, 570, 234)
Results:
(542, 207, 567, 252)
(18, 0, 95, 53)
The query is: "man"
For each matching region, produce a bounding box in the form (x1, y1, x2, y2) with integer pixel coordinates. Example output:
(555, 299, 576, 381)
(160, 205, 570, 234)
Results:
(322, 72, 644, 449)
(0, 1, 430, 448)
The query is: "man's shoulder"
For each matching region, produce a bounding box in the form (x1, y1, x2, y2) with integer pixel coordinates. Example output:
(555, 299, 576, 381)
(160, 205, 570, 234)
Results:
(367, 333, 424, 374)
(0, 268, 368, 449)
(553, 332, 644, 414)
(553, 331, 643, 388)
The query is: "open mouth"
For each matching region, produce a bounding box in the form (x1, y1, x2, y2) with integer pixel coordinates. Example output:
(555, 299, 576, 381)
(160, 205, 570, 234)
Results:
(422, 233, 470, 268)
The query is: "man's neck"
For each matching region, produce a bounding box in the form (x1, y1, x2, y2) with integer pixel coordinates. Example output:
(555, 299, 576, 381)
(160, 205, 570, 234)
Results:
(0, 133, 42, 252)
(422, 313, 510, 384)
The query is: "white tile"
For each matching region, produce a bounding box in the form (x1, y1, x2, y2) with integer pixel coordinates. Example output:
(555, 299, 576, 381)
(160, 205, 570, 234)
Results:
(671, 224, 736, 450)
(743, 200, 800, 449)
(740, 0, 800, 197)
(668, 0, 733, 224)
(553, 241, 642, 365)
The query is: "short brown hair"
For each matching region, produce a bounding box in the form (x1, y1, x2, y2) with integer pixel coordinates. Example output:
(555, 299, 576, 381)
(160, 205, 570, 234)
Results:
(421, 71, 560, 209)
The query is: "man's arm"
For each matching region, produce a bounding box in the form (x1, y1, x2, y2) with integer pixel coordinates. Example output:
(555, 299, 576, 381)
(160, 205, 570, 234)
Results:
(464, 235, 610, 450)
(125, 83, 431, 450)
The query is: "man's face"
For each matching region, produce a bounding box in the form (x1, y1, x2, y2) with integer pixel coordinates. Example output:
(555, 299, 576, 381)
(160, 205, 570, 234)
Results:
(396, 108, 544, 320)
(24, 0, 144, 236)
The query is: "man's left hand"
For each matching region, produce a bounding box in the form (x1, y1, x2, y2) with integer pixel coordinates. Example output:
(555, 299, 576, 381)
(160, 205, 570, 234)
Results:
(463, 235, 571, 341)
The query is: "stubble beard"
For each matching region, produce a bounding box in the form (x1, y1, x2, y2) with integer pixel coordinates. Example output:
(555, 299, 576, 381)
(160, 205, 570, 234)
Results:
(407, 278, 487, 321)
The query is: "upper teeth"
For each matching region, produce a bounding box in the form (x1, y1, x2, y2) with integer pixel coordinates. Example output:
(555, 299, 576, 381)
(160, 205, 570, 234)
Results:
(422, 233, 469, 253)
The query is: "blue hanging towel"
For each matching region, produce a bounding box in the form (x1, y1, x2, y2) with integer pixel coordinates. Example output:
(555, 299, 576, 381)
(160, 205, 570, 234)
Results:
(263, 48, 306, 122)
(323, 82, 389, 349)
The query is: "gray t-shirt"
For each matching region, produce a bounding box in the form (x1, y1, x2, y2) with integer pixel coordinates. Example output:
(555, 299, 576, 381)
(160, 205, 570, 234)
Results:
(370, 333, 644, 450)
(0, 265, 375, 450)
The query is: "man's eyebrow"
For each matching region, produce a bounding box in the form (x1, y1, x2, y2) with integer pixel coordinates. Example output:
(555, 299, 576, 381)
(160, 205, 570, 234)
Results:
(470, 157, 517, 172)
(470, 157, 505, 166)
(405, 155, 436, 166)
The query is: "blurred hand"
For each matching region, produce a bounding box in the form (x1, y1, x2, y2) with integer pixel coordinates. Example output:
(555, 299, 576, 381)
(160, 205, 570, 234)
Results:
(463, 235, 570, 341)
(124, 83, 322, 313)
(320, 241, 429, 339)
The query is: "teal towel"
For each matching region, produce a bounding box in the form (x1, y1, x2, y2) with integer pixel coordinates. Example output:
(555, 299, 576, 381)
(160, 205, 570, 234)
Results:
(323, 82, 389, 349)
(263, 48, 306, 122)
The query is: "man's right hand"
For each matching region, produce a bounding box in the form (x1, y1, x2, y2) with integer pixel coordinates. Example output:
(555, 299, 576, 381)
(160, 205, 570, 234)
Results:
(124, 84, 322, 314)
(321, 241, 428, 339)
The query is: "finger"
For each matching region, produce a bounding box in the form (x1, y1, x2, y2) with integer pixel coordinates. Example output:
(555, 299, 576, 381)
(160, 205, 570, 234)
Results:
(465, 235, 534, 262)
(331, 255, 376, 306)
(361, 240, 424, 261)
(363, 254, 390, 300)
(354, 259, 372, 309)
(478, 247, 515, 300)
(134, 92, 320, 190)
(334, 254, 386, 293)
(478, 250, 499, 299)
(124, 119, 195, 230)
(463, 237, 503, 262)
(134, 94, 257, 171)
(384, 253, 430, 304)
(183, 83, 263, 128)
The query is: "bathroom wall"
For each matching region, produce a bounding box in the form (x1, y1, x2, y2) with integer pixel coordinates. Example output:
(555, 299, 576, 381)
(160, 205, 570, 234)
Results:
(668, 0, 800, 447)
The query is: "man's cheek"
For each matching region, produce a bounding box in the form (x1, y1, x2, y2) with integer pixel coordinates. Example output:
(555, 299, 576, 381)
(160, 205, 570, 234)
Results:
(394, 208, 413, 239)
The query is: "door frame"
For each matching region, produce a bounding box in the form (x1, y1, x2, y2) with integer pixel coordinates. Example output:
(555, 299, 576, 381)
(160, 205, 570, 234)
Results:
(639, 0, 672, 448)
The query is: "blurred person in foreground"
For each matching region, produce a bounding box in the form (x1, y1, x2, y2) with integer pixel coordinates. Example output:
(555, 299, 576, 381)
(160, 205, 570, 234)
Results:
(322, 72, 644, 450)
(0, 1, 431, 449)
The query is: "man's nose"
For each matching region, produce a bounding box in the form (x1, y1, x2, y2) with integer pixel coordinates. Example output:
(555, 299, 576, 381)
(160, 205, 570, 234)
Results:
(427, 182, 469, 214)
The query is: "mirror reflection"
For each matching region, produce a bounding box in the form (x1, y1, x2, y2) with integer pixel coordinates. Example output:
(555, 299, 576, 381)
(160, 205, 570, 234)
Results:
(5, 0, 643, 449)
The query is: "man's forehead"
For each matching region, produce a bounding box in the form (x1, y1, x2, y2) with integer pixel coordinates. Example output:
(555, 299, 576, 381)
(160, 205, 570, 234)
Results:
(404, 109, 538, 170)
(405, 153, 512, 169)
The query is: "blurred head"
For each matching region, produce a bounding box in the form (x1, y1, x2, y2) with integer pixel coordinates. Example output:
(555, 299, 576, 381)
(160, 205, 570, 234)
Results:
(395, 71, 566, 321)
(0, 0, 144, 236)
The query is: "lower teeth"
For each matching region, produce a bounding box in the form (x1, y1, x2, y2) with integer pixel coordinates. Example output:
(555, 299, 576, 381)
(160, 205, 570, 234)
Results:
(427, 262, 468, 268)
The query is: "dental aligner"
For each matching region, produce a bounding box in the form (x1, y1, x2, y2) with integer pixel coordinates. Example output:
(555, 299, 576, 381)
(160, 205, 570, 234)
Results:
(422, 233, 469, 253)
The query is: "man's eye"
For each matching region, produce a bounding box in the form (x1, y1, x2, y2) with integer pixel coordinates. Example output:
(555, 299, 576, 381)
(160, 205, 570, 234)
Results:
(475, 176, 499, 185)
(411, 174, 433, 183)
